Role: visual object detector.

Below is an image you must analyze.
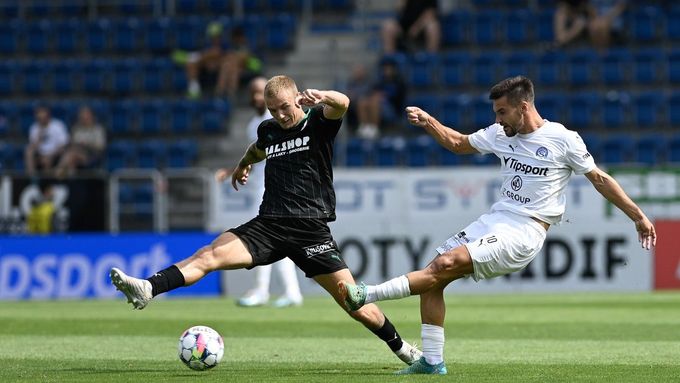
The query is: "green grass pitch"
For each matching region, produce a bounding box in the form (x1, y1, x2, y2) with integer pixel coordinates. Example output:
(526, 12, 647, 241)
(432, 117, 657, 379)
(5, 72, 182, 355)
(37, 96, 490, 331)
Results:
(2, 293, 680, 382)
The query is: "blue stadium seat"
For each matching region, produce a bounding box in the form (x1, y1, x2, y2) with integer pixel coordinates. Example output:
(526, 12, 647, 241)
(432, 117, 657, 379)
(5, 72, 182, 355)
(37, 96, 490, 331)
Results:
(207, 0, 231, 12)
(636, 134, 666, 165)
(345, 138, 373, 167)
(472, 53, 500, 86)
(601, 49, 632, 85)
(19, 102, 39, 135)
(171, 65, 188, 92)
(0, 143, 24, 171)
(505, 10, 533, 44)
(0, 1, 19, 19)
(117, 0, 152, 15)
(170, 100, 197, 134)
(86, 19, 111, 53)
(580, 133, 601, 162)
(146, 18, 172, 53)
(535, 93, 564, 122)
(200, 100, 230, 133)
(0, 20, 20, 54)
(601, 92, 629, 129)
(51, 100, 79, 126)
(55, 19, 80, 54)
(441, 52, 470, 87)
(471, 153, 498, 166)
(471, 96, 494, 128)
(601, 136, 634, 164)
(0, 101, 18, 136)
(567, 50, 598, 86)
(113, 18, 142, 53)
(242, 15, 265, 51)
(406, 135, 437, 167)
(406, 94, 440, 120)
(441, 11, 470, 46)
(670, 92, 680, 126)
(537, 51, 565, 86)
(376, 137, 405, 167)
(175, 17, 204, 51)
(176, 0, 200, 13)
(58, 2, 86, 17)
(439, 145, 460, 166)
(536, 9, 555, 42)
(21, 61, 50, 95)
(670, 135, 680, 163)
(106, 141, 135, 171)
(82, 59, 109, 94)
(26, 20, 51, 54)
(633, 49, 664, 84)
(440, 95, 468, 129)
(669, 50, 680, 84)
(168, 140, 198, 168)
(132, 184, 154, 215)
(567, 92, 599, 129)
(140, 100, 165, 135)
(474, 10, 503, 45)
(28, 0, 50, 17)
(633, 92, 665, 128)
(630, 6, 662, 42)
(0, 61, 18, 94)
(53, 60, 78, 94)
(110, 101, 139, 135)
(266, 14, 295, 50)
(112, 59, 140, 95)
(668, 6, 680, 40)
(142, 59, 172, 93)
(137, 140, 167, 169)
(408, 52, 439, 88)
(503, 51, 535, 79)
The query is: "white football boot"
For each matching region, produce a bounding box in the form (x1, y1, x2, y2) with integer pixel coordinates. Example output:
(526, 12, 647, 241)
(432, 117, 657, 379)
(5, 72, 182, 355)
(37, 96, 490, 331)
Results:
(110, 267, 153, 310)
(394, 340, 423, 365)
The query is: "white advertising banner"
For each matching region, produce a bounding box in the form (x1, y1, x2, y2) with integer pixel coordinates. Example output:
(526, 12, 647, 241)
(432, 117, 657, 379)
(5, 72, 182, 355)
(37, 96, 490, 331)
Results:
(210, 168, 651, 295)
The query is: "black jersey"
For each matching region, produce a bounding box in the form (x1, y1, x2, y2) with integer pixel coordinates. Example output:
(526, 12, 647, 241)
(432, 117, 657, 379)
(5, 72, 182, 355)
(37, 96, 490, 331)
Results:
(255, 105, 341, 221)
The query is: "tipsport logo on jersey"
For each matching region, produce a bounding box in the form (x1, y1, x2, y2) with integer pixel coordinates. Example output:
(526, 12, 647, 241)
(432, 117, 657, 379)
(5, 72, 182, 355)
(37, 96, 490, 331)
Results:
(502, 156, 549, 176)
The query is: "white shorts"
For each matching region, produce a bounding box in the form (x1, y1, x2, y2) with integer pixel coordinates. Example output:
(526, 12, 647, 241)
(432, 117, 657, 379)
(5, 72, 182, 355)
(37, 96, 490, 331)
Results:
(435, 210, 547, 281)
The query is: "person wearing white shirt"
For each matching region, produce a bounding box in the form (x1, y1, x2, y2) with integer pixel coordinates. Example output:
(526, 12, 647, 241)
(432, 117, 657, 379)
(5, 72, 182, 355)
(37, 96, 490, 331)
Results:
(215, 77, 304, 308)
(339, 76, 657, 375)
(24, 105, 69, 177)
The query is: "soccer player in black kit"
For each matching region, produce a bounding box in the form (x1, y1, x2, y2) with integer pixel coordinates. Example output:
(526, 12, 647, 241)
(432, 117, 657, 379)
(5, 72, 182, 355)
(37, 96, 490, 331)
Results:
(110, 75, 423, 366)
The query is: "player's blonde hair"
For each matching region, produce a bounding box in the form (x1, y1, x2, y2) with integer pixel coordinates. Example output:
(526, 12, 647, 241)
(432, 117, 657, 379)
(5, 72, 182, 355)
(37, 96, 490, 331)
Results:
(264, 75, 298, 99)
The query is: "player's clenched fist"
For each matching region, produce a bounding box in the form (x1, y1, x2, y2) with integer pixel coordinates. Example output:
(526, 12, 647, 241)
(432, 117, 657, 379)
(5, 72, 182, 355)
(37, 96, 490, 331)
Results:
(405, 106, 431, 127)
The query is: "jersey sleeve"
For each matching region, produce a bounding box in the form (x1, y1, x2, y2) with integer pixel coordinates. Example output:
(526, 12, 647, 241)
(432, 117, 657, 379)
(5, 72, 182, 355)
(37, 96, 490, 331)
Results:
(564, 131, 596, 174)
(255, 121, 269, 150)
(467, 124, 499, 154)
(314, 105, 342, 139)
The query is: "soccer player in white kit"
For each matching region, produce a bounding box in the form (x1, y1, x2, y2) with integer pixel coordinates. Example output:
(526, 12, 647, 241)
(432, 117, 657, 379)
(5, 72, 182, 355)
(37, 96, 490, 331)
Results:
(338, 76, 657, 375)
(215, 77, 304, 308)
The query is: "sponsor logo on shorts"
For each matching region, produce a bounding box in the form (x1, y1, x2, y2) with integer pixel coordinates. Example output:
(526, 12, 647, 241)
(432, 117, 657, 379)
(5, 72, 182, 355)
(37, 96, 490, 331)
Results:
(303, 240, 337, 257)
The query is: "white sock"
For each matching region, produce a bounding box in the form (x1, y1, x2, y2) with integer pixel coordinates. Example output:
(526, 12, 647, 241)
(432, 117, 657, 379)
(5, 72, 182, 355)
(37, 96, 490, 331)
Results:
(365, 275, 411, 304)
(276, 258, 302, 302)
(252, 264, 272, 297)
(421, 324, 445, 365)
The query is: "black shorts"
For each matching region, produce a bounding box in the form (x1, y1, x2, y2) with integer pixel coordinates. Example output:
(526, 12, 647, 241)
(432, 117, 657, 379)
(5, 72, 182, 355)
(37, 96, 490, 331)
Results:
(227, 216, 348, 278)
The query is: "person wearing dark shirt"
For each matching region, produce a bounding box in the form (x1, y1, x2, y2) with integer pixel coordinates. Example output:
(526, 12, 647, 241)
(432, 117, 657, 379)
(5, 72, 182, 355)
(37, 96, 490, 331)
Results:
(110, 75, 422, 367)
(382, 0, 440, 53)
(358, 57, 407, 139)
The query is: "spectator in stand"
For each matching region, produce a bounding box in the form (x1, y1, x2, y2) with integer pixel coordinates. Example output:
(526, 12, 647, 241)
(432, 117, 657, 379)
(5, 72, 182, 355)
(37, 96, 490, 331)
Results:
(215, 26, 263, 98)
(357, 57, 407, 139)
(341, 64, 372, 135)
(55, 106, 106, 178)
(554, 0, 627, 49)
(381, 0, 440, 54)
(24, 105, 69, 177)
(179, 21, 228, 99)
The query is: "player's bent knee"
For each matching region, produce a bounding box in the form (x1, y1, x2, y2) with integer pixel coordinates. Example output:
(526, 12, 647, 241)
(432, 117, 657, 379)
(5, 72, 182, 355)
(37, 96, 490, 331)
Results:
(428, 251, 471, 281)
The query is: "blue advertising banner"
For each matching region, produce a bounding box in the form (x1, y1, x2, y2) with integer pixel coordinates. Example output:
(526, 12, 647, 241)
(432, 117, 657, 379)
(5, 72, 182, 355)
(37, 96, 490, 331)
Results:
(0, 233, 220, 300)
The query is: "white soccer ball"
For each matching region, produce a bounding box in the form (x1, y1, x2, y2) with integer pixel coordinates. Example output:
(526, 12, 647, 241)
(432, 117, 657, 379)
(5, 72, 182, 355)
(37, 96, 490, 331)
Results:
(177, 325, 224, 371)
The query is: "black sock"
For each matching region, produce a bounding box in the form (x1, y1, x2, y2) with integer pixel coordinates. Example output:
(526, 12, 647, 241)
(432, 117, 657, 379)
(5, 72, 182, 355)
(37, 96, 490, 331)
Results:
(146, 265, 185, 297)
(371, 316, 404, 352)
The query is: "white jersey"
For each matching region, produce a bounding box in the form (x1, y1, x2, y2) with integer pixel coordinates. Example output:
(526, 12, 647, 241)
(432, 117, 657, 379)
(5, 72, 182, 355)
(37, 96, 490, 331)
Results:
(246, 109, 273, 214)
(468, 121, 596, 225)
(29, 118, 69, 156)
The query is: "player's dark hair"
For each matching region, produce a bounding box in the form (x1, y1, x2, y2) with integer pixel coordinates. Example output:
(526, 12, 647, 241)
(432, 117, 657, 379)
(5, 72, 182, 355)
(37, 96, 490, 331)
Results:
(489, 76, 535, 105)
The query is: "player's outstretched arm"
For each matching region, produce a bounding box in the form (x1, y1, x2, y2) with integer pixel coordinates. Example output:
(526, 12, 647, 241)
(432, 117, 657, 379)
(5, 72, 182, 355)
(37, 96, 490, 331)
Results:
(297, 89, 349, 120)
(584, 167, 657, 250)
(405, 106, 477, 155)
(228, 142, 266, 190)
